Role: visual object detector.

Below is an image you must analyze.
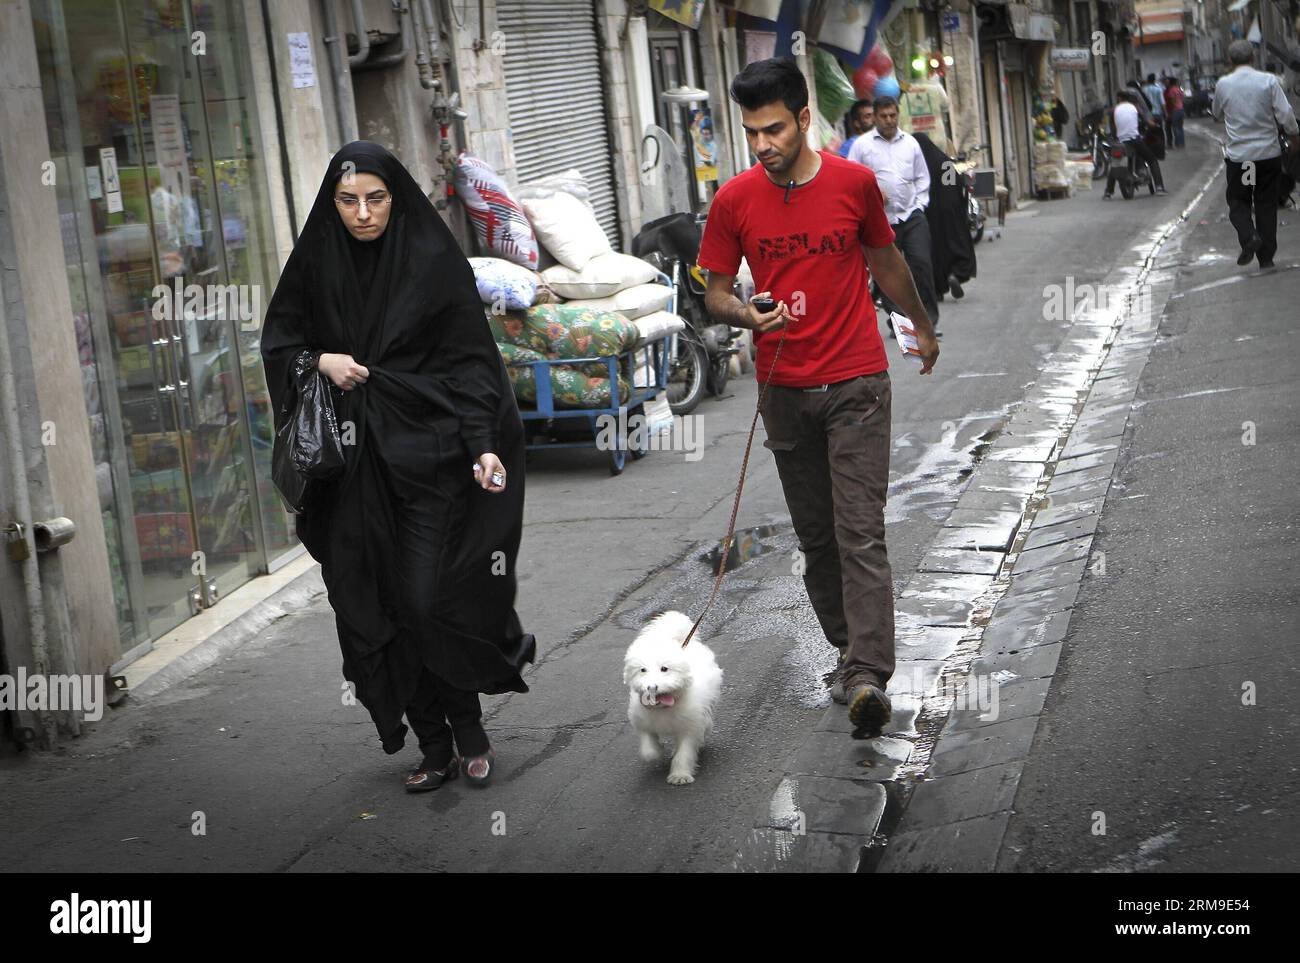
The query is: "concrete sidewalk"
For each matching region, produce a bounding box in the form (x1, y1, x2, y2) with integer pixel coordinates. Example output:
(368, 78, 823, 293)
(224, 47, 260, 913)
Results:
(875, 143, 1300, 872)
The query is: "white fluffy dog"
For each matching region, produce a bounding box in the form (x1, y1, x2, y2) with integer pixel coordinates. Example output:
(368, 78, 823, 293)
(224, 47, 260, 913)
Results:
(623, 610, 723, 785)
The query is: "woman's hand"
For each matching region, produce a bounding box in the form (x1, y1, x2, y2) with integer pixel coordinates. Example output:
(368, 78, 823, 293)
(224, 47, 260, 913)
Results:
(473, 453, 507, 493)
(318, 352, 369, 390)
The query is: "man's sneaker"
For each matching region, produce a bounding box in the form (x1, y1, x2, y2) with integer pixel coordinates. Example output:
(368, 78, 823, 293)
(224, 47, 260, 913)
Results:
(1238, 234, 1262, 265)
(846, 683, 892, 739)
(828, 657, 848, 705)
(1155, 186, 1169, 195)
(948, 276, 965, 299)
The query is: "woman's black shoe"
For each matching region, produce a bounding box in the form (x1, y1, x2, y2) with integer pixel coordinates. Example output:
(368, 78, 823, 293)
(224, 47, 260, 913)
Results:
(461, 748, 496, 787)
(405, 755, 460, 792)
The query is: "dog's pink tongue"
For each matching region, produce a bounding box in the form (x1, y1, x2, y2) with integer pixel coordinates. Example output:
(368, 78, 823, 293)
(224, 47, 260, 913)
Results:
(657, 693, 676, 707)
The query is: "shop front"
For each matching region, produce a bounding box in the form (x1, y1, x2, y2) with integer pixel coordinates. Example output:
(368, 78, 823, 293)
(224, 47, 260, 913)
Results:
(30, 0, 293, 666)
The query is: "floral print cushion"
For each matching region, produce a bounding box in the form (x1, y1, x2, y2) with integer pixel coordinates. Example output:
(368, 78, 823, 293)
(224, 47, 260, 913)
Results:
(496, 342, 630, 410)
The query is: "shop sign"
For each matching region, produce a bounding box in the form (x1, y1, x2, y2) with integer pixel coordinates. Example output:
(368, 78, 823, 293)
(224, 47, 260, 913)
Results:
(1050, 47, 1091, 71)
(1009, 6, 1056, 42)
(942, 12, 960, 32)
(1027, 14, 1056, 41)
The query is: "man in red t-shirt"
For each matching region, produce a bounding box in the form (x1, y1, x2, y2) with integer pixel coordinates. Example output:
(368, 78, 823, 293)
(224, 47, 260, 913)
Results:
(699, 57, 939, 739)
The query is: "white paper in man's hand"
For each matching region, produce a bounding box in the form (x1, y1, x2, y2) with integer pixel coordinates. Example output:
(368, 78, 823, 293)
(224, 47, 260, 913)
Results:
(889, 312, 924, 364)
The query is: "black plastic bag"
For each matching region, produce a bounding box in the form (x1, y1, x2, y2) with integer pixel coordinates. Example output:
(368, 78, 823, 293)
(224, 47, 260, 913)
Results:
(272, 350, 346, 513)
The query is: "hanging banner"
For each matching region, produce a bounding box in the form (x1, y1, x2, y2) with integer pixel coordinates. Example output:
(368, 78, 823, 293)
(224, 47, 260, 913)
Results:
(648, 0, 705, 29)
(690, 107, 719, 184)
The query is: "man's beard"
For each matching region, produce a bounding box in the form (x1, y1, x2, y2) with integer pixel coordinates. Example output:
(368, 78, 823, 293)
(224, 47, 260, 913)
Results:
(761, 139, 802, 179)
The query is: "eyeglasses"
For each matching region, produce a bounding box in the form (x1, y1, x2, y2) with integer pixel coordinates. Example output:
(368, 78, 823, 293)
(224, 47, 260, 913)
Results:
(334, 192, 391, 211)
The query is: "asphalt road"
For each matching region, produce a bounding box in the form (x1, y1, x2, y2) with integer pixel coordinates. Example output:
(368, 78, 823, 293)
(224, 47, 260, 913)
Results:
(0, 125, 1229, 872)
(998, 147, 1300, 872)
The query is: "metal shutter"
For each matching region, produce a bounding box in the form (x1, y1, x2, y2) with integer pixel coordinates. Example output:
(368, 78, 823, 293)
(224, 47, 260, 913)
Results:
(497, 0, 620, 244)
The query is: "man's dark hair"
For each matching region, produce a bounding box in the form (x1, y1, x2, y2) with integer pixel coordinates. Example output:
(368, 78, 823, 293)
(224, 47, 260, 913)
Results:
(729, 58, 808, 117)
(1146, 73, 1156, 84)
(842, 98, 873, 130)
(873, 95, 899, 113)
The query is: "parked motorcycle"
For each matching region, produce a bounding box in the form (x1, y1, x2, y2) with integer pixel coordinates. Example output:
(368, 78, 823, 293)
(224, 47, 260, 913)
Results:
(631, 211, 742, 414)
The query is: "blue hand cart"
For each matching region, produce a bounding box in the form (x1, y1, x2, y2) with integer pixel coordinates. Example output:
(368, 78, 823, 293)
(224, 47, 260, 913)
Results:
(505, 272, 677, 475)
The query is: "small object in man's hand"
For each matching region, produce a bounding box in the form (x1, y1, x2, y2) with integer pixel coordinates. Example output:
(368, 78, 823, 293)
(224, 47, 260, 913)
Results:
(751, 296, 776, 313)
(889, 312, 924, 364)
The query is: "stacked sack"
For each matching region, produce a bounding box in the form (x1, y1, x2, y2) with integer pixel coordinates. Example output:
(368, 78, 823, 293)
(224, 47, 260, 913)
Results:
(1033, 140, 1071, 193)
(458, 158, 684, 410)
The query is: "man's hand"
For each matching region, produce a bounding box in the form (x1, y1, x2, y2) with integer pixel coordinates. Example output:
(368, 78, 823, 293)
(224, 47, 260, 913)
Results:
(318, 352, 369, 390)
(914, 329, 939, 375)
(1287, 135, 1300, 158)
(864, 243, 939, 375)
(704, 272, 789, 333)
(746, 291, 790, 333)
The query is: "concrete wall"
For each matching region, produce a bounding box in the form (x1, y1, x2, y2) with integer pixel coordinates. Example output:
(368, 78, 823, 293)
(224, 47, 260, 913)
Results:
(263, 0, 338, 232)
(945, 2, 983, 157)
(0, 0, 118, 680)
(596, 0, 642, 248)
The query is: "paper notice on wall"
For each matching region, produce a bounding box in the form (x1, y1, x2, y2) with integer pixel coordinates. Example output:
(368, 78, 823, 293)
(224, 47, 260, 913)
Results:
(287, 32, 316, 88)
(744, 30, 776, 65)
(99, 146, 123, 214)
(151, 95, 185, 171)
(85, 165, 103, 199)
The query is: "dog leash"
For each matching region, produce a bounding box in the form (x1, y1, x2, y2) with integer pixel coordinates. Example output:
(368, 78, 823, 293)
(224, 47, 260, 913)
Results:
(681, 319, 791, 648)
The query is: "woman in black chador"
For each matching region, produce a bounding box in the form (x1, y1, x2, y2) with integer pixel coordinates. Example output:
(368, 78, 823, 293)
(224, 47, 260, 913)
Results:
(913, 132, 978, 301)
(261, 141, 534, 791)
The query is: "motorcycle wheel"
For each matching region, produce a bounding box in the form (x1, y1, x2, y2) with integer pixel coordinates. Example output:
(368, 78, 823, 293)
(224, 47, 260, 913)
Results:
(667, 337, 707, 416)
(707, 353, 730, 397)
(1147, 176, 1156, 196)
(1120, 180, 1135, 200)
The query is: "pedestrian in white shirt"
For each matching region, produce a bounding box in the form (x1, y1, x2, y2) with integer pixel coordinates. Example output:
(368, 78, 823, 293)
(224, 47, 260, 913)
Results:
(1212, 39, 1300, 268)
(848, 96, 940, 327)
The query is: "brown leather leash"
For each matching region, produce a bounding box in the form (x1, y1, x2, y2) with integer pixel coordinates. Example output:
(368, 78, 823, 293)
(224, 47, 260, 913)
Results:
(681, 319, 791, 648)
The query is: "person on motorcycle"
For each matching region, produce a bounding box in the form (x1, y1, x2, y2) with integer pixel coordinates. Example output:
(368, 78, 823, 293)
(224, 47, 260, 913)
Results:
(1103, 91, 1168, 198)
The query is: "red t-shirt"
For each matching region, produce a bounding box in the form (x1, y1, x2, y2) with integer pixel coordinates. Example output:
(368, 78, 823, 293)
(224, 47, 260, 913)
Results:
(1164, 85, 1184, 113)
(697, 151, 895, 387)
